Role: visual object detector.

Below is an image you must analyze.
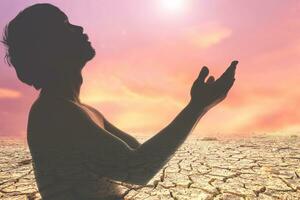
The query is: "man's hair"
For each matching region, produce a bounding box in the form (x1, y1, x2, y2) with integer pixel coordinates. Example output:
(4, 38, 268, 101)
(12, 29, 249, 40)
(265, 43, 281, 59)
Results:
(2, 4, 62, 90)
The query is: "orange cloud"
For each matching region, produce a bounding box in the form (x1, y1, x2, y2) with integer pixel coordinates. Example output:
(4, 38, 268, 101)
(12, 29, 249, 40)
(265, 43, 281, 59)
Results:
(81, 72, 187, 135)
(239, 95, 300, 133)
(187, 23, 232, 48)
(0, 88, 21, 99)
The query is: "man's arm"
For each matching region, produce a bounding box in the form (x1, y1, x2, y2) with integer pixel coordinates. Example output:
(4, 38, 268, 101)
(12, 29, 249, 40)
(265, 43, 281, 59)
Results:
(56, 96, 204, 186)
(57, 61, 237, 186)
(127, 61, 237, 185)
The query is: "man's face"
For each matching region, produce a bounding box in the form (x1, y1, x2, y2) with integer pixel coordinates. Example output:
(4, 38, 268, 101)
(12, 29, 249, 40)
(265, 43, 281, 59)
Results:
(41, 8, 96, 68)
(61, 17, 96, 64)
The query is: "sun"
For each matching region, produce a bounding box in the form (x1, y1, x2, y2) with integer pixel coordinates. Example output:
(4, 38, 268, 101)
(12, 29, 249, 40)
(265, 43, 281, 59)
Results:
(161, 0, 186, 14)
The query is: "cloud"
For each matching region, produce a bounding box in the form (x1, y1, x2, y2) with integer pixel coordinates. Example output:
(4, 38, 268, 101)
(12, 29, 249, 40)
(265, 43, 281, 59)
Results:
(237, 95, 300, 133)
(187, 23, 232, 48)
(222, 86, 289, 108)
(0, 88, 21, 99)
(80, 75, 186, 135)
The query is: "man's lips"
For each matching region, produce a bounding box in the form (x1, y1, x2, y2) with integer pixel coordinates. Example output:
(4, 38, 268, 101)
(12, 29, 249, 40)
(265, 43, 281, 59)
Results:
(82, 33, 89, 41)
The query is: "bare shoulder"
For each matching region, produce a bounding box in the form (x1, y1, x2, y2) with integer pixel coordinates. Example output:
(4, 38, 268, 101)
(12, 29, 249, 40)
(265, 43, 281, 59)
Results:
(47, 98, 93, 125)
(29, 97, 95, 135)
(27, 98, 86, 145)
(30, 97, 80, 119)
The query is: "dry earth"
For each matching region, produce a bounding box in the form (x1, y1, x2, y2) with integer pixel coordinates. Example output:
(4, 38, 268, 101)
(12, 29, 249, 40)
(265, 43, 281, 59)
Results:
(0, 135, 299, 200)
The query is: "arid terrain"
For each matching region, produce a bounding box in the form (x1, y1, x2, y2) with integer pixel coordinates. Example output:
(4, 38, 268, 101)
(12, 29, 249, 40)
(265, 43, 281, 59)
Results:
(0, 135, 299, 200)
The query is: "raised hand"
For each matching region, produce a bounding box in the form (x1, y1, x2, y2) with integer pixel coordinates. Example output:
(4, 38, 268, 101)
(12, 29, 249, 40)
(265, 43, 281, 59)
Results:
(190, 60, 238, 113)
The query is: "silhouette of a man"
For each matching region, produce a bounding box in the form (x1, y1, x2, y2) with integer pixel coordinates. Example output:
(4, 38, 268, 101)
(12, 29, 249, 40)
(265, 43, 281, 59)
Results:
(2, 3, 237, 200)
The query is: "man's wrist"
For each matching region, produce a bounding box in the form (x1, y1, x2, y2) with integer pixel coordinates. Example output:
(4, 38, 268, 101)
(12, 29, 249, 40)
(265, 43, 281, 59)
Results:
(187, 100, 207, 118)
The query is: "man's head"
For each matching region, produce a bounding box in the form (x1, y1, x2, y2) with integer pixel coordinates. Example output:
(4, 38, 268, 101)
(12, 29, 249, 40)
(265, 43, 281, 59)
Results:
(2, 3, 95, 90)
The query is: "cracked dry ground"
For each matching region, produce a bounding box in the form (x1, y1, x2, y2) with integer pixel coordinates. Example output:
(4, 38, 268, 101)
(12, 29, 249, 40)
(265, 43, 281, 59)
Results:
(0, 135, 300, 200)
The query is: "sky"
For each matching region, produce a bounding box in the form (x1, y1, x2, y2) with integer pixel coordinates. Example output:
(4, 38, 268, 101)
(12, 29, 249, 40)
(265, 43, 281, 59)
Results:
(0, 0, 300, 138)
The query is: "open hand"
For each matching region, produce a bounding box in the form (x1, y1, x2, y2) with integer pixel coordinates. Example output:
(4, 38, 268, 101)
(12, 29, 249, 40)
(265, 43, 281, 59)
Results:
(190, 60, 238, 113)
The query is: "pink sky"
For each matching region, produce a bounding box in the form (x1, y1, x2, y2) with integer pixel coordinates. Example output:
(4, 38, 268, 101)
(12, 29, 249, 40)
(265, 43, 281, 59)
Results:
(0, 0, 300, 138)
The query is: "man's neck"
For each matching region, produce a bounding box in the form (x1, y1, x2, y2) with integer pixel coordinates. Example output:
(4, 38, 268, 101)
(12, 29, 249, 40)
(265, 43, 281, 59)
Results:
(39, 69, 83, 103)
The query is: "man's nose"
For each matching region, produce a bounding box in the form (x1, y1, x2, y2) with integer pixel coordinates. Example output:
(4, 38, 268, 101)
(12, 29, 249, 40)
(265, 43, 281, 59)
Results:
(70, 24, 83, 34)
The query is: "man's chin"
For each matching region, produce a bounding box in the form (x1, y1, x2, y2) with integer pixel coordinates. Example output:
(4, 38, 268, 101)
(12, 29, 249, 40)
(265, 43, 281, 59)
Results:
(84, 47, 96, 61)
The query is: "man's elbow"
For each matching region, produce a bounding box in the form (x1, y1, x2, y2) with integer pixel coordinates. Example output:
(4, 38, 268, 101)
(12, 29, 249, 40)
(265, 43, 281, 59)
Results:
(125, 174, 153, 186)
(129, 140, 141, 150)
(134, 141, 141, 149)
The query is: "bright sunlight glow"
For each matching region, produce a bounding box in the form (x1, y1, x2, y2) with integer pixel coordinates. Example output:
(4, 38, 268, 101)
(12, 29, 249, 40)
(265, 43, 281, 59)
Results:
(161, 0, 186, 14)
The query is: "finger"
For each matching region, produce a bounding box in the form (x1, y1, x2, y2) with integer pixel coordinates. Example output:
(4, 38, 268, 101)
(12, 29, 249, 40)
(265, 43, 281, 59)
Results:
(223, 61, 237, 78)
(226, 60, 238, 76)
(227, 60, 238, 73)
(206, 76, 215, 84)
(196, 66, 209, 83)
(218, 60, 238, 82)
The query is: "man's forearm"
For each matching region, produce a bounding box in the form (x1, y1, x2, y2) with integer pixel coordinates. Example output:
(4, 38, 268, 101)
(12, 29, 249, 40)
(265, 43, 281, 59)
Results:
(137, 101, 204, 154)
(128, 101, 206, 184)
